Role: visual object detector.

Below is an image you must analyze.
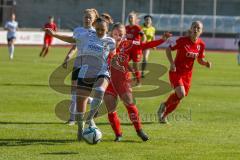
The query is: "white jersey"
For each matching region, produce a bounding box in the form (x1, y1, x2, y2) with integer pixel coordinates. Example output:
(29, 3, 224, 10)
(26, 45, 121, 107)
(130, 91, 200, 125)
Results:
(4, 20, 18, 39)
(73, 26, 95, 67)
(73, 30, 115, 79)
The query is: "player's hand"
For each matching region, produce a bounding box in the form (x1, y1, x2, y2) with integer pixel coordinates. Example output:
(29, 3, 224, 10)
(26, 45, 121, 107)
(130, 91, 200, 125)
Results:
(162, 32, 172, 40)
(44, 28, 56, 36)
(206, 61, 212, 68)
(170, 63, 176, 72)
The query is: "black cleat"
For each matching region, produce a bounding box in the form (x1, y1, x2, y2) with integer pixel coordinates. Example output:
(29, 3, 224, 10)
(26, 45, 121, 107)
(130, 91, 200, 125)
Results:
(137, 130, 149, 141)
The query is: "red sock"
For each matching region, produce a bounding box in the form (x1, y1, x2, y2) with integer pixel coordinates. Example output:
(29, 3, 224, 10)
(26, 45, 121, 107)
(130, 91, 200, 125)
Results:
(126, 104, 142, 132)
(163, 93, 181, 117)
(108, 112, 122, 137)
(135, 71, 141, 83)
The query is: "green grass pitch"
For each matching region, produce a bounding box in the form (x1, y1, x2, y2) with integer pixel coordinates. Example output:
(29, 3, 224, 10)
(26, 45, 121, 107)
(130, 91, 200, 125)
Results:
(0, 46, 240, 160)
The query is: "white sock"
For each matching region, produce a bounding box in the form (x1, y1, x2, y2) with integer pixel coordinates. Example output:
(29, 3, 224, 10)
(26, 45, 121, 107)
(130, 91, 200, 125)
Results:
(87, 97, 93, 104)
(69, 91, 77, 121)
(76, 112, 85, 130)
(9, 44, 14, 59)
(237, 53, 240, 65)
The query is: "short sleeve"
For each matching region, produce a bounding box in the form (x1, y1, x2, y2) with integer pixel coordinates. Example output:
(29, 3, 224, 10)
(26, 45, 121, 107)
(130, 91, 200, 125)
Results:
(109, 39, 116, 52)
(168, 37, 182, 51)
(73, 27, 85, 41)
(73, 28, 78, 39)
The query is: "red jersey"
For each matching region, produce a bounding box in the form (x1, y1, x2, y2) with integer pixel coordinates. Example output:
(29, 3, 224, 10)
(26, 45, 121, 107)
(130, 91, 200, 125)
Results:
(125, 25, 143, 41)
(110, 38, 165, 81)
(44, 22, 57, 39)
(169, 36, 205, 73)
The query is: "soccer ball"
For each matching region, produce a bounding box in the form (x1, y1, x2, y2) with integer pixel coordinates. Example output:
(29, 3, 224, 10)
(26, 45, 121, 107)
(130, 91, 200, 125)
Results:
(82, 127, 102, 144)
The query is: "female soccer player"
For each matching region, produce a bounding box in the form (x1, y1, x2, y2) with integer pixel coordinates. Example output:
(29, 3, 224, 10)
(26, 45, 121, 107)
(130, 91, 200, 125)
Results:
(45, 16, 116, 141)
(39, 16, 57, 58)
(125, 11, 145, 86)
(62, 8, 99, 126)
(157, 21, 212, 124)
(141, 15, 156, 78)
(105, 23, 171, 141)
(4, 13, 18, 60)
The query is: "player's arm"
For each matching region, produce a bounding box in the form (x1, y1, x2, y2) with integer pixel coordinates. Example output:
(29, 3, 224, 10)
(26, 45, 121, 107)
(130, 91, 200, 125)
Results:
(197, 58, 211, 68)
(44, 28, 76, 43)
(4, 23, 10, 32)
(141, 33, 147, 42)
(139, 29, 146, 42)
(62, 45, 77, 68)
(166, 47, 176, 72)
(140, 32, 172, 50)
(110, 54, 125, 72)
(197, 43, 211, 68)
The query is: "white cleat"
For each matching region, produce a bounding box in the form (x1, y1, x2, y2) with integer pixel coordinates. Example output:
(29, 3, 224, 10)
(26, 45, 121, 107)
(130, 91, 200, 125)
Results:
(65, 120, 76, 126)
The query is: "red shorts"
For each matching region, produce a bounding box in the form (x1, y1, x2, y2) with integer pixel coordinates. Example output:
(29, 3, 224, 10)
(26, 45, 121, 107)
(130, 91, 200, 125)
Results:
(105, 80, 132, 97)
(129, 48, 142, 62)
(44, 36, 53, 46)
(169, 71, 192, 96)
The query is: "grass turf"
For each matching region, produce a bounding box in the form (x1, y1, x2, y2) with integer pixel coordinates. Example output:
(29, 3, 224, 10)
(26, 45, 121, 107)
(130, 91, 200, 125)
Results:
(0, 46, 240, 160)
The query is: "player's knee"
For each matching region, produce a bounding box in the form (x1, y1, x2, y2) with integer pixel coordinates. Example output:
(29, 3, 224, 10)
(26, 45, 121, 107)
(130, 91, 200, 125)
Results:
(176, 91, 185, 100)
(94, 86, 105, 100)
(90, 86, 105, 109)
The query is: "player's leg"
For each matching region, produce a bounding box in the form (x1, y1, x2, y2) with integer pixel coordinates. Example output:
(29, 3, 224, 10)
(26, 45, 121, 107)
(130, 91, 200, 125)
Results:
(43, 38, 52, 57)
(67, 68, 79, 125)
(141, 49, 150, 78)
(76, 88, 91, 141)
(131, 49, 142, 86)
(133, 62, 141, 85)
(158, 72, 186, 123)
(76, 79, 92, 141)
(43, 46, 49, 57)
(8, 38, 15, 60)
(67, 80, 78, 125)
(104, 92, 122, 142)
(158, 86, 184, 124)
(39, 45, 47, 57)
(67, 68, 94, 126)
(86, 77, 109, 126)
(119, 89, 149, 141)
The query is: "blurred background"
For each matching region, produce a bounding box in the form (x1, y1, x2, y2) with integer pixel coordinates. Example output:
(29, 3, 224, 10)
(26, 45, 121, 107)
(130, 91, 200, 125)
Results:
(1, 0, 240, 49)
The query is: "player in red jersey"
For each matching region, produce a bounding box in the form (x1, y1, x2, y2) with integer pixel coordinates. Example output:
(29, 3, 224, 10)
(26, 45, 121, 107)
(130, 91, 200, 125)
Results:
(125, 11, 146, 86)
(157, 21, 212, 124)
(39, 16, 57, 57)
(104, 23, 171, 141)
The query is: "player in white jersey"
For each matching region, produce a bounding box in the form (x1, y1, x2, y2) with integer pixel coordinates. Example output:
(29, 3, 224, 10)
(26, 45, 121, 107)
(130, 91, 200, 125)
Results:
(45, 16, 116, 141)
(62, 9, 99, 126)
(4, 13, 18, 60)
